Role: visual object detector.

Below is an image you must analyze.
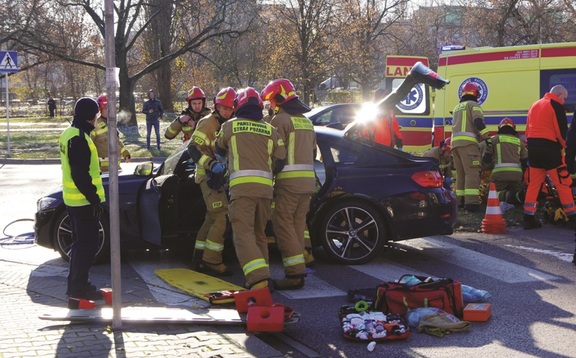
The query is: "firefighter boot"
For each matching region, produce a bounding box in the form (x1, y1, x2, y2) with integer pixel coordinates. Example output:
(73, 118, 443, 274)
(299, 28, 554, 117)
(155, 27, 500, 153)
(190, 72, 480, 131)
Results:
(273, 276, 305, 290)
(304, 249, 316, 268)
(196, 261, 232, 277)
(247, 278, 272, 291)
(523, 214, 542, 230)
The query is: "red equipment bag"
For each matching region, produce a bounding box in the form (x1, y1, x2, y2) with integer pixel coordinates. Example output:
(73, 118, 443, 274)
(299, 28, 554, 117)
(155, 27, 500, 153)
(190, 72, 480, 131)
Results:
(373, 275, 464, 318)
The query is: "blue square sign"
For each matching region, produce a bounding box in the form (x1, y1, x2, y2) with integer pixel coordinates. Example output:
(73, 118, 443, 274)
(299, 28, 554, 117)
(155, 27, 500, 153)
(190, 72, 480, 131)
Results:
(0, 51, 18, 72)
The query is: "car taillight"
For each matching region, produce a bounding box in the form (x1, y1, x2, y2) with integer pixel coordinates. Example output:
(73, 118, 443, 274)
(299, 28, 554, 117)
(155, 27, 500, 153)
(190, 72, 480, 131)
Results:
(411, 171, 443, 188)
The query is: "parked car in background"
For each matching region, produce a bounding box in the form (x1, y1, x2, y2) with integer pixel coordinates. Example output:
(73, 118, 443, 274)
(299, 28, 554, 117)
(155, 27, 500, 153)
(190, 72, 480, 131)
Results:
(306, 103, 367, 130)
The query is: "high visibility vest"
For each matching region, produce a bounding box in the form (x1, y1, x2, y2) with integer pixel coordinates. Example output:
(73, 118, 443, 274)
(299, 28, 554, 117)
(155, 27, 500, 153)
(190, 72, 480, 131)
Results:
(451, 100, 489, 148)
(491, 134, 525, 174)
(59, 127, 105, 206)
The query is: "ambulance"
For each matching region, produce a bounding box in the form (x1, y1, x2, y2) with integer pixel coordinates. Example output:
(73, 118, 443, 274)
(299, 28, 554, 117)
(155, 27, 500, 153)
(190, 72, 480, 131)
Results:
(433, 42, 576, 146)
(384, 55, 435, 154)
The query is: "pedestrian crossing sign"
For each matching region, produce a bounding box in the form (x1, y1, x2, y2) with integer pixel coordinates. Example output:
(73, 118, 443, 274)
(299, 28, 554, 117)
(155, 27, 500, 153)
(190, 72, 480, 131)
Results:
(0, 51, 18, 72)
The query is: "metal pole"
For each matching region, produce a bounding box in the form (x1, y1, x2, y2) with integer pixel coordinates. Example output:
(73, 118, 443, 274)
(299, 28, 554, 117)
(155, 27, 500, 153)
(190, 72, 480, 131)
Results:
(5, 73, 10, 156)
(104, 0, 122, 329)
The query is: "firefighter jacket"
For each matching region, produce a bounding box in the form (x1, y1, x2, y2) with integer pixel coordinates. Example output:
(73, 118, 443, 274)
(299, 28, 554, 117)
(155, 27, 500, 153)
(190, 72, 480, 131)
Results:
(59, 122, 105, 207)
(216, 117, 286, 201)
(451, 99, 490, 148)
(270, 110, 316, 194)
(423, 146, 452, 178)
(90, 116, 131, 162)
(190, 111, 226, 183)
(485, 134, 528, 181)
(362, 110, 403, 148)
(165, 107, 210, 141)
(525, 92, 568, 170)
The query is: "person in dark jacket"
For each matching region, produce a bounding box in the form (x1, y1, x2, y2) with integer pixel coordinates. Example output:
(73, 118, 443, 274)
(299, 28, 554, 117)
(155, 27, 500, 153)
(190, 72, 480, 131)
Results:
(142, 89, 164, 150)
(58, 97, 106, 301)
(47, 96, 57, 117)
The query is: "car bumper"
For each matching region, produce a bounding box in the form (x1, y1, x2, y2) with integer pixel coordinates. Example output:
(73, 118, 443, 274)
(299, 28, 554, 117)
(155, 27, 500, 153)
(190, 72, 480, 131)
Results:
(386, 189, 457, 239)
(34, 208, 58, 250)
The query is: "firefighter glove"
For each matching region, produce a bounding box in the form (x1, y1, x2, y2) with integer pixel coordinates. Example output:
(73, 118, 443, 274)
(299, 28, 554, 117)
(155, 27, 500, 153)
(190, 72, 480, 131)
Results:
(92, 203, 104, 218)
(211, 162, 225, 174)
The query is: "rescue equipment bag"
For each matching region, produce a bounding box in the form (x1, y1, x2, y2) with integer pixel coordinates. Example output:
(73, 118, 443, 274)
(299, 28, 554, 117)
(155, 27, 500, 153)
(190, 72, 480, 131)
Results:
(373, 274, 464, 318)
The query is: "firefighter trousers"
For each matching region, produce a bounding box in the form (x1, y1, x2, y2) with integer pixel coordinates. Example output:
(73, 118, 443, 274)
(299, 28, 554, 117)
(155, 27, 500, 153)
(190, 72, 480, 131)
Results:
(272, 190, 309, 278)
(452, 144, 482, 205)
(524, 165, 575, 216)
(195, 180, 228, 265)
(228, 196, 271, 287)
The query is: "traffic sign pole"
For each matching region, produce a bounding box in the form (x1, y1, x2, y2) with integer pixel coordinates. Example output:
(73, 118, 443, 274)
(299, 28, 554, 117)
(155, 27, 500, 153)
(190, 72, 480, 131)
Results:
(4, 73, 9, 156)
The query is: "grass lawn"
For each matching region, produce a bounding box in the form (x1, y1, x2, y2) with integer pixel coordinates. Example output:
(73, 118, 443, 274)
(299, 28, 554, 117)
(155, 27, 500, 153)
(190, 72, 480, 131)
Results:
(0, 113, 184, 159)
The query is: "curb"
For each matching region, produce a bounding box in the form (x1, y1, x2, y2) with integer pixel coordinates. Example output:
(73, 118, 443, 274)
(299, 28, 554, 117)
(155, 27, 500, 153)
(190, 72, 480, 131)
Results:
(0, 157, 166, 165)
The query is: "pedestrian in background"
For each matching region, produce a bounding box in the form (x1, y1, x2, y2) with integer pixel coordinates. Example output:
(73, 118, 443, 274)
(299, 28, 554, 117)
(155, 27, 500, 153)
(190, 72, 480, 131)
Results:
(165, 86, 210, 142)
(451, 82, 490, 212)
(142, 89, 164, 150)
(47, 96, 57, 118)
(92, 93, 131, 172)
(187, 87, 236, 276)
(58, 97, 106, 301)
(262, 78, 315, 290)
(215, 87, 286, 290)
(523, 85, 575, 229)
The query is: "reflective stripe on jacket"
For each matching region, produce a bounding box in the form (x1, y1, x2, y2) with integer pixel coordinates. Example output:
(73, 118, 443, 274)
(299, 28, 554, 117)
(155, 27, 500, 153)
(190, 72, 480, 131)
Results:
(451, 100, 489, 148)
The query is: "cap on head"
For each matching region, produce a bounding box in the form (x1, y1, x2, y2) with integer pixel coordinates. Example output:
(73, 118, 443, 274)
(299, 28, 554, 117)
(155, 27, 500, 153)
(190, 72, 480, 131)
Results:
(74, 97, 99, 122)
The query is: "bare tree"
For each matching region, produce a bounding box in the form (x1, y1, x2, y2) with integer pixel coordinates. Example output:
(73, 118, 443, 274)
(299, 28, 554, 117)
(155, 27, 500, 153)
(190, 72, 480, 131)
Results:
(9, 0, 246, 127)
(331, 0, 409, 100)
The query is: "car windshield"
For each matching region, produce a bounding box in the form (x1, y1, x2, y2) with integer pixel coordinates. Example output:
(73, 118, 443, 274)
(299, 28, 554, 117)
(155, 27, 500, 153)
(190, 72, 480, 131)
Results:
(159, 140, 191, 175)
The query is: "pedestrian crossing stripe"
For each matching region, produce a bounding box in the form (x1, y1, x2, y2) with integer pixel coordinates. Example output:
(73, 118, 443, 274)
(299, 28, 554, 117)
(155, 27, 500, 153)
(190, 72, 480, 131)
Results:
(0, 51, 18, 71)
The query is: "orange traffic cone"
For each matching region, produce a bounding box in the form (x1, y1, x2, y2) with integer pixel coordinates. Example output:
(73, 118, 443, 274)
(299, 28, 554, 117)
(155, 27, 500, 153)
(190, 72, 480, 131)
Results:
(481, 183, 506, 234)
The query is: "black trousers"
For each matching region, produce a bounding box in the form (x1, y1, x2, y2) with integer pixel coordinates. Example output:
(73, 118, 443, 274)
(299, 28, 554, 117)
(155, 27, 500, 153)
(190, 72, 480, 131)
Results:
(66, 205, 100, 297)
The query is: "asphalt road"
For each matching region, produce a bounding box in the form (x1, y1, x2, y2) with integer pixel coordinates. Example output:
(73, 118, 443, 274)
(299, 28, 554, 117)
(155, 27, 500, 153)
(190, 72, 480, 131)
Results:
(1, 162, 576, 357)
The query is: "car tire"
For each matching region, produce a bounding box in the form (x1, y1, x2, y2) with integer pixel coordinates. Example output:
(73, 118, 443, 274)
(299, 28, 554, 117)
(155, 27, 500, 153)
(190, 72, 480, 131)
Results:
(53, 210, 110, 263)
(319, 200, 387, 265)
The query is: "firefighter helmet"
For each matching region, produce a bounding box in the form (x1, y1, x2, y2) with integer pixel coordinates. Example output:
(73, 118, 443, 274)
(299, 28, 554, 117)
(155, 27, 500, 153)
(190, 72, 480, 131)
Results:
(235, 87, 263, 110)
(261, 78, 298, 108)
(186, 86, 206, 102)
(443, 136, 452, 151)
(96, 93, 107, 110)
(498, 117, 516, 130)
(461, 82, 480, 98)
(214, 87, 236, 108)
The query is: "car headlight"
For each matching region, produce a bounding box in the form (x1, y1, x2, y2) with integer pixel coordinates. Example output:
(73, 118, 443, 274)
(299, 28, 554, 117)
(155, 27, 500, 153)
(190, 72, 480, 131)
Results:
(37, 197, 58, 211)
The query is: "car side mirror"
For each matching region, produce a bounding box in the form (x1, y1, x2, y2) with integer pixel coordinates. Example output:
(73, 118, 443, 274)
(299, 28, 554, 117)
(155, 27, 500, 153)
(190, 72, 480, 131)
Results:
(134, 162, 154, 176)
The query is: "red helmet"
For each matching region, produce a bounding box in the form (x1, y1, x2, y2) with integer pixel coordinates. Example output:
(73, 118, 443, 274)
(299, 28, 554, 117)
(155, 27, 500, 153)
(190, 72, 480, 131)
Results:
(214, 87, 236, 108)
(235, 87, 263, 110)
(443, 136, 452, 151)
(96, 93, 107, 110)
(186, 86, 206, 102)
(261, 78, 298, 108)
(461, 82, 479, 98)
(499, 117, 516, 130)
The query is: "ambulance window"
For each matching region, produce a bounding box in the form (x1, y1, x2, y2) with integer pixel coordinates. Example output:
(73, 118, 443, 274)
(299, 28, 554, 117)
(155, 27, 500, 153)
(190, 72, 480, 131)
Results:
(541, 69, 576, 113)
(391, 79, 430, 115)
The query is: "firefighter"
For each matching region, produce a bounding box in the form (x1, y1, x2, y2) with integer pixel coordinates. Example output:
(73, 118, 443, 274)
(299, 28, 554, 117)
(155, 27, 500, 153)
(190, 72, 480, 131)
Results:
(91, 94, 131, 172)
(165, 86, 211, 142)
(483, 118, 528, 207)
(262, 78, 316, 290)
(215, 87, 286, 290)
(59, 97, 106, 300)
(187, 87, 236, 276)
(423, 137, 453, 190)
(523, 85, 575, 230)
(451, 82, 490, 212)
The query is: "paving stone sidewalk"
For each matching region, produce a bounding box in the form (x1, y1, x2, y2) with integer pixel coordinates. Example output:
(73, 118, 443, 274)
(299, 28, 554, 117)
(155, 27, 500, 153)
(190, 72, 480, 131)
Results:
(0, 259, 281, 358)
